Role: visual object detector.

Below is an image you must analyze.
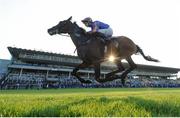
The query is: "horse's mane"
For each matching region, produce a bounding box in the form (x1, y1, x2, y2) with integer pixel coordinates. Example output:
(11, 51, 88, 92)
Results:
(73, 22, 87, 35)
(72, 22, 103, 42)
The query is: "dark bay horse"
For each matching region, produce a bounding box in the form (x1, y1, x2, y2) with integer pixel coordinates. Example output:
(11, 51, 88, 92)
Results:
(48, 16, 159, 85)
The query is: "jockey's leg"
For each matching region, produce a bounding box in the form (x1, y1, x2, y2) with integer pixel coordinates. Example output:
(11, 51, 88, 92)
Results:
(98, 28, 113, 46)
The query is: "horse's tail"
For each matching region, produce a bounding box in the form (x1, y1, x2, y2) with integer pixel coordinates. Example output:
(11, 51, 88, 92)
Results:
(136, 45, 160, 62)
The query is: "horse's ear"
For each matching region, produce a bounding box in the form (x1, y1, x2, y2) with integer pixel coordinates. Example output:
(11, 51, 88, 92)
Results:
(67, 16, 72, 21)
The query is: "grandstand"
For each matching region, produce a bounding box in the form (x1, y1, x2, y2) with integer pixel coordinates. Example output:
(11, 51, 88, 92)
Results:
(0, 47, 180, 89)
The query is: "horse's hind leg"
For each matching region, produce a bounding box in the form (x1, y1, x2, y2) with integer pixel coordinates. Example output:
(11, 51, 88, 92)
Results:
(105, 60, 125, 78)
(121, 57, 137, 85)
(72, 62, 92, 83)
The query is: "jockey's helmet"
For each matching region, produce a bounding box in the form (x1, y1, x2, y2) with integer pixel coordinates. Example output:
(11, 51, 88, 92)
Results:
(82, 17, 92, 23)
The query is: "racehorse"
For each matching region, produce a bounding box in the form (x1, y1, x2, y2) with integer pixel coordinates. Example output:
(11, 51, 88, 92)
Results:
(48, 16, 159, 86)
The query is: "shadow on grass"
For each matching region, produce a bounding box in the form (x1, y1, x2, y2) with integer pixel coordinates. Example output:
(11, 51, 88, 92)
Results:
(121, 96, 180, 117)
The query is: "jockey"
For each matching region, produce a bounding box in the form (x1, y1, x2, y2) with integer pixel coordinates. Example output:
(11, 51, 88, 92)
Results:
(81, 17, 113, 39)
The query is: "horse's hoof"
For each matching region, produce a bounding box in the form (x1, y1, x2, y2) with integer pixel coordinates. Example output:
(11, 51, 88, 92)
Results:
(72, 72, 80, 78)
(121, 78, 125, 86)
(105, 73, 112, 78)
(120, 74, 126, 79)
(76, 73, 80, 76)
(96, 79, 103, 83)
(84, 80, 92, 84)
(71, 72, 76, 76)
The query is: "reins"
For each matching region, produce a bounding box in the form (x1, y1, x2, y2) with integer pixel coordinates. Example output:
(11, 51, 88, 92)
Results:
(59, 34, 70, 37)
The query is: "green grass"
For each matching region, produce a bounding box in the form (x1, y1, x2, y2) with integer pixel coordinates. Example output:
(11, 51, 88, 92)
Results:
(0, 88, 180, 117)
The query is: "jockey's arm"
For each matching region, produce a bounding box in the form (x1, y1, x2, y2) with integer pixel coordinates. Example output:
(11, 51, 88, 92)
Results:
(92, 26, 98, 32)
(91, 22, 98, 32)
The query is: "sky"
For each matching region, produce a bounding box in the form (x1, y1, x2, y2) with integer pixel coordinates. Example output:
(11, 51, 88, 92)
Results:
(0, 0, 180, 69)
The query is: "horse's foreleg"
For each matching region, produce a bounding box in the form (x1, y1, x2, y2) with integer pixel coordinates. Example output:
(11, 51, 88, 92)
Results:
(72, 62, 92, 83)
(121, 57, 137, 85)
(94, 63, 105, 83)
(105, 60, 125, 78)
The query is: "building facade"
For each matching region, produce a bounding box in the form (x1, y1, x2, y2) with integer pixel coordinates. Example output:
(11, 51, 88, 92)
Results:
(0, 47, 180, 89)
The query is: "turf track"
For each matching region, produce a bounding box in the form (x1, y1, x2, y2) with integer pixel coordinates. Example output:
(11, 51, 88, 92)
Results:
(0, 88, 180, 117)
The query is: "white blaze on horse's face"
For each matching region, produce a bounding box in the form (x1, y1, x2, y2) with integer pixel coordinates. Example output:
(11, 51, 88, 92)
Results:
(109, 55, 115, 62)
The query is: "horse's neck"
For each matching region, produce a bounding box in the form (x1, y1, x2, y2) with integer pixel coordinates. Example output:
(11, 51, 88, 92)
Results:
(68, 23, 105, 61)
(69, 24, 87, 47)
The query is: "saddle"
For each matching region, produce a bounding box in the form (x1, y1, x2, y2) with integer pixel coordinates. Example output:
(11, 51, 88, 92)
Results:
(88, 33, 119, 50)
(92, 32, 119, 47)
(87, 32, 109, 44)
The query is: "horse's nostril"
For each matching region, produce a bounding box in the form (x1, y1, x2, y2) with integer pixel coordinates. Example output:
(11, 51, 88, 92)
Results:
(47, 29, 53, 35)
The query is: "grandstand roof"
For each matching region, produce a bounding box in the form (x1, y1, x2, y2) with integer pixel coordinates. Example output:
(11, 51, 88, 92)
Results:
(7, 47, 180, 73)
(8, 47, 77, 59)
